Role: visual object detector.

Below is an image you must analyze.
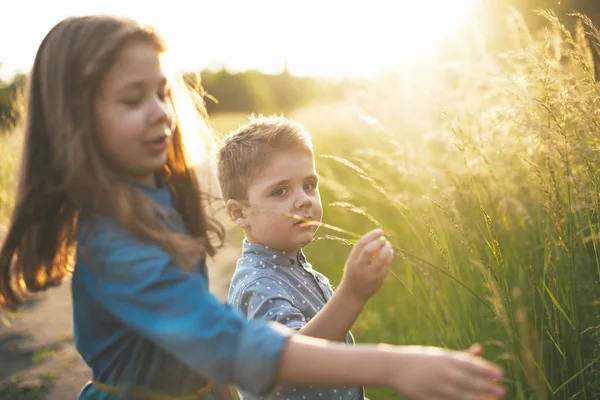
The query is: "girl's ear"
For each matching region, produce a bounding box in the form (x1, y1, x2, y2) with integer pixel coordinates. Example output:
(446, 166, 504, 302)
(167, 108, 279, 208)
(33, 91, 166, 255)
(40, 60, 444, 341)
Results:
(226, 199, 250, 229)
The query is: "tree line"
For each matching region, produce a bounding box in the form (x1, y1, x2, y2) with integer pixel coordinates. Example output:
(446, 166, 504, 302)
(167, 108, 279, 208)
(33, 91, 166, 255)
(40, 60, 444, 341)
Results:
(0, 67, 355, 133)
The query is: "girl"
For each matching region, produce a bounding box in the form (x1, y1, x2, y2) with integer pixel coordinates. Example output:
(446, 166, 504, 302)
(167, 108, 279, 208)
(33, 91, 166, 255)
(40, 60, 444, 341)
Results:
(0, 15, 506, 400)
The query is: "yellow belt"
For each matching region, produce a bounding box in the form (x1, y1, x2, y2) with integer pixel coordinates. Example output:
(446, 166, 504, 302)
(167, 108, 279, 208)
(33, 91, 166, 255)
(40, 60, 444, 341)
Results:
(91, 379, 215, 400)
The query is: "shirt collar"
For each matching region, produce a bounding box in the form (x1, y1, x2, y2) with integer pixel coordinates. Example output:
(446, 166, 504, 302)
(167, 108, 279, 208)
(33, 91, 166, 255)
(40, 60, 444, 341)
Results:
(241, 240, 307, 267)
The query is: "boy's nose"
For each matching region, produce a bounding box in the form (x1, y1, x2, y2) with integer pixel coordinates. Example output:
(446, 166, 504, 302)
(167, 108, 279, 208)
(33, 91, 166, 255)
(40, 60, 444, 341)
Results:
(294, 192, 313, 209)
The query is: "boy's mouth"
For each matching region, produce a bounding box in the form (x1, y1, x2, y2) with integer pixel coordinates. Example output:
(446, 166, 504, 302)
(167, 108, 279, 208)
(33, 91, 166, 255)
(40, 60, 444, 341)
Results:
(293, 217, 316, 229)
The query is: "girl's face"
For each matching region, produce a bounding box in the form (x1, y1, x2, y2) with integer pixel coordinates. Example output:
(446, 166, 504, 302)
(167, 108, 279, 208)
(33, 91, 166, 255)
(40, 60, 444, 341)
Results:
(94, 40, 174, 187)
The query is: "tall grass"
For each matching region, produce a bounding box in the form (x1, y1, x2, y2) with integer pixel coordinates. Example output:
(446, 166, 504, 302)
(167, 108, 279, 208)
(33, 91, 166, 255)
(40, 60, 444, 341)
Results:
(298, 10, 600, 400)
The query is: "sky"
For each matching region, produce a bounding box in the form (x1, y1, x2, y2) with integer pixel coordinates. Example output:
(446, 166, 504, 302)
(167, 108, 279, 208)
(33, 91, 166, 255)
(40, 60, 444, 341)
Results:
(0, 0, 483, 80)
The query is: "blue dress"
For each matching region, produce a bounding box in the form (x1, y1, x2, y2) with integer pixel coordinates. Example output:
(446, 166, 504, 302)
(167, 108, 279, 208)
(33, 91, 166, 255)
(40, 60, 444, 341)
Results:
(71, 182, 291, 399)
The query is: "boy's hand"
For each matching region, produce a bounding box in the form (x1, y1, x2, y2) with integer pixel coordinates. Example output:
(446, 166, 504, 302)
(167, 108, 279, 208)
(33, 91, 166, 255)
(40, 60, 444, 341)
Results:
(338, 228, 394, 304)
(388, 345, 506, 400)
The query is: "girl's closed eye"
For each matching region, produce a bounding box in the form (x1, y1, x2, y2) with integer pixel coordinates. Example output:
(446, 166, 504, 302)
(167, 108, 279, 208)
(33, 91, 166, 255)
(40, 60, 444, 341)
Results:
(121, 86, 146, 107)
(122, 83, 170, 107)
(123, 95, 143, 107)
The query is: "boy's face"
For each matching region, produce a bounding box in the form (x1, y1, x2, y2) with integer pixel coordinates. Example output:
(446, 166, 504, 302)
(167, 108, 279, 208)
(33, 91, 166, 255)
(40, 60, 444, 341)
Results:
(243, 150, 323, 252)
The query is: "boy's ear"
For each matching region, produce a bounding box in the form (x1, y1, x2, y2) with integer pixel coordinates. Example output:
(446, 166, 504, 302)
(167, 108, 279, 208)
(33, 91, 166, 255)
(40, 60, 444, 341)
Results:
(226, 199, 250, 229)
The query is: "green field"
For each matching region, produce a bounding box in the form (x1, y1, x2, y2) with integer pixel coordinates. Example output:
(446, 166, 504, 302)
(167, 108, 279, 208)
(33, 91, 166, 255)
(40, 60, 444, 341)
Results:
(2, 14, 600, 399)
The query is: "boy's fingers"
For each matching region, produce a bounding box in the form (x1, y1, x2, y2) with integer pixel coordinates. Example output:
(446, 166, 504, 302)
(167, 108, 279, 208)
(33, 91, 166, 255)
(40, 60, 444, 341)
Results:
(357, 236, 387, 266)
(348, 229, 383, 259)
(386, 244, 395, 264)
(359, 229, 384, 251)
(371, 242, 393, 269)
(382, 241, 394, 263)
(379, 241, 394, 266)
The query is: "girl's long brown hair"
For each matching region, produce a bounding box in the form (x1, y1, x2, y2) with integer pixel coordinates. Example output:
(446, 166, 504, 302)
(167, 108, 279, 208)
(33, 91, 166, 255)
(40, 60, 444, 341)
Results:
(0, 15, 225, 310)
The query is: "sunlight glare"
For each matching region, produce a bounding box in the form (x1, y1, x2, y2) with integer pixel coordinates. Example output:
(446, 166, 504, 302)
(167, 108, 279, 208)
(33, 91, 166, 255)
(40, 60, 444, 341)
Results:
(263, 0, 485, 77)
(1, 0, 485, 80)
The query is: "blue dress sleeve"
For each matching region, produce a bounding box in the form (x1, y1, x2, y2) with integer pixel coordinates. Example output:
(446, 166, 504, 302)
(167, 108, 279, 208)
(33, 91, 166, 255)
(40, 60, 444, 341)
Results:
(80, 221, 292, 396)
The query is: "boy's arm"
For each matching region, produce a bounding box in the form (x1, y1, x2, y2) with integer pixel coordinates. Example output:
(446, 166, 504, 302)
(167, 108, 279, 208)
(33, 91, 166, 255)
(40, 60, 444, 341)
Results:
(232, 276, 362, 342)
(301, 229, 395, 341)
(296, 284, 364, 342)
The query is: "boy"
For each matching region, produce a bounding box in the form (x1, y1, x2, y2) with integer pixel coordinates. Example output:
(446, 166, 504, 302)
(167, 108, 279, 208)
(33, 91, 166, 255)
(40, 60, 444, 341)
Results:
(217, 115, 394, 400)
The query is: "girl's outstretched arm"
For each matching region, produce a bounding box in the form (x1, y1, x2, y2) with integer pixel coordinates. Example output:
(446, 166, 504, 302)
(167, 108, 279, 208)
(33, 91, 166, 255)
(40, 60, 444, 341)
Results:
(277, 335, 506, 400)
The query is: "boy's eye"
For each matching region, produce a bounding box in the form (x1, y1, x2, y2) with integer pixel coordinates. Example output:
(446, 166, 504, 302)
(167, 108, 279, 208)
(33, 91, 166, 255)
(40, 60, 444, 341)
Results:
(272, 188, 288, 196)
(304, 183, 317, 192)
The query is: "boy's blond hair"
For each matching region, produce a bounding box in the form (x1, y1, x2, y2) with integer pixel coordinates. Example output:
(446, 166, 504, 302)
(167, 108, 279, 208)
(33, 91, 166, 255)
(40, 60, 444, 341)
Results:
(217, 115, 314, 201)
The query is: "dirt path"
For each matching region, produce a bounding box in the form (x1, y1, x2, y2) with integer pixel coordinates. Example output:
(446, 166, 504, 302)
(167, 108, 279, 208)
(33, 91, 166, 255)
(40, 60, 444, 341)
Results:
(0, 233, 242, 399)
